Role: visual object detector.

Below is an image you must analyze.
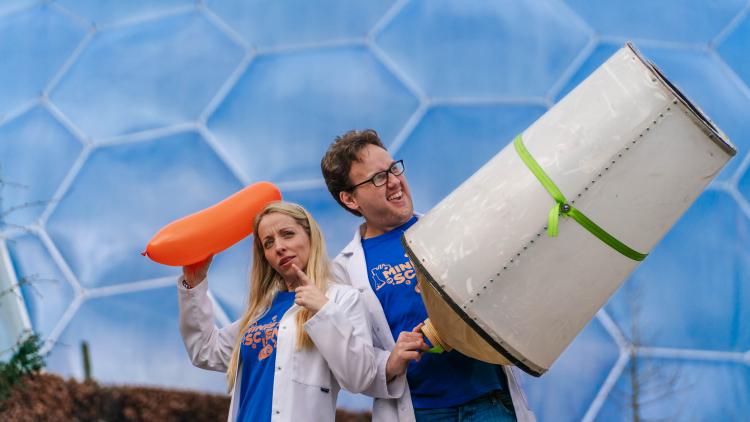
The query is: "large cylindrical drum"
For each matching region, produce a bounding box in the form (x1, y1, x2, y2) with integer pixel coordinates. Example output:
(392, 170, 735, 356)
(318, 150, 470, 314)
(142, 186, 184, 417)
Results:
(403, 43, 736, 377)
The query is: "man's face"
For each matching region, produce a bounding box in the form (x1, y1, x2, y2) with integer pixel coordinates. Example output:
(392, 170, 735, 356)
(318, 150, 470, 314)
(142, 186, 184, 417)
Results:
(340, 144, 414, 236)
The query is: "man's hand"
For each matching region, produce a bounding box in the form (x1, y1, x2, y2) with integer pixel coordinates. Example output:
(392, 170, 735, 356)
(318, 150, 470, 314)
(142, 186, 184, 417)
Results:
(182, 255, 213, 288)
(385, 323, 430, 381)
(293, 264, 328, 314)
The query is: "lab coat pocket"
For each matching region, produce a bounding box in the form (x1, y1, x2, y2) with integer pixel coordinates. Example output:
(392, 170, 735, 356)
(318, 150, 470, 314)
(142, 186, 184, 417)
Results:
(291, 347, 332, 391)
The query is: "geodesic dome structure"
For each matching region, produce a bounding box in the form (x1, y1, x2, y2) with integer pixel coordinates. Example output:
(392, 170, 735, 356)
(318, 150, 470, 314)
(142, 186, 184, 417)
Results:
(1, 1, 749, 419)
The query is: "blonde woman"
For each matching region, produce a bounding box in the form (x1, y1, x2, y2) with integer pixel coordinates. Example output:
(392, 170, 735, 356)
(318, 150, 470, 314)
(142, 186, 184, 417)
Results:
(178, 202, 376, 421)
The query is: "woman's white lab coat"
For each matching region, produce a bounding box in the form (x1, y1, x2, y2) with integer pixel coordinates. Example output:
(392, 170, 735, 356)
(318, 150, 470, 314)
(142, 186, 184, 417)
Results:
(178, 278, 376, 421)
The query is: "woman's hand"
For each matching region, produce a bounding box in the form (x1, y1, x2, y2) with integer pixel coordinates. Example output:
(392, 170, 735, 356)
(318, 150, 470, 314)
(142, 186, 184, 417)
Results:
(292, 264, 328, 314)
(182, 255, 213, 288)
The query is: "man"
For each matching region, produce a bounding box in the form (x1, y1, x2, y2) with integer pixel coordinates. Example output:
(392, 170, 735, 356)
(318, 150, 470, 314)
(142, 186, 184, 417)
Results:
(321, 129, 535, 422)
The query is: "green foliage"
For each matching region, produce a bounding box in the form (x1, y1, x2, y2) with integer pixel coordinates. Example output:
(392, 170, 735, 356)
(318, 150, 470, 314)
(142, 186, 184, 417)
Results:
(0, 334, 45, 402)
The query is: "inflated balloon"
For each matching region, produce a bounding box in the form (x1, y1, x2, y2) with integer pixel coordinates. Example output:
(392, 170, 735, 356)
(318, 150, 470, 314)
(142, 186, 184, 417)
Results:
(142, 182, 282, 266)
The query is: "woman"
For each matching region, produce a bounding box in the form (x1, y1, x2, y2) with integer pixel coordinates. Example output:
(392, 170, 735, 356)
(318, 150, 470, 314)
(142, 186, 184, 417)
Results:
(178, 202, 376, 421)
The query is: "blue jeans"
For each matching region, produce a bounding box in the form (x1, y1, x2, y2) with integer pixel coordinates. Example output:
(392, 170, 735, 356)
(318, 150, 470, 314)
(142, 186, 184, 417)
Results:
(414, 391, 517, 422)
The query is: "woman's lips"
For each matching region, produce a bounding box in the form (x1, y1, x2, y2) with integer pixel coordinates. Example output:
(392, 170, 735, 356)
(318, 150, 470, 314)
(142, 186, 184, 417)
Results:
(279, 256, 295, 267)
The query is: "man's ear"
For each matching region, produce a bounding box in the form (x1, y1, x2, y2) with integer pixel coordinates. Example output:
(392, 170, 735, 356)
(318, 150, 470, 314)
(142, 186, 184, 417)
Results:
(339, 190, 359, 214)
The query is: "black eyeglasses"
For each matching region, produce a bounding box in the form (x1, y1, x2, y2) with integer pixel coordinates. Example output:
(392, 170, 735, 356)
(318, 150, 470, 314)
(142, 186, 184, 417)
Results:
(346, 160, 405, 191)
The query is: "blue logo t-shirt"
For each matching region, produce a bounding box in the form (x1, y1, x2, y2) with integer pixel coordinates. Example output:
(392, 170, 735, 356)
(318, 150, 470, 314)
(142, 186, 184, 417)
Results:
(362, 216, 503, 409)
(236, 291, 296, 422)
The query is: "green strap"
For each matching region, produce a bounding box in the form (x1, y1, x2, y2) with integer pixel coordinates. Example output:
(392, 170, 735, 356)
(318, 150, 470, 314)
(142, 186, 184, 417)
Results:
(513, 135, 648, 261)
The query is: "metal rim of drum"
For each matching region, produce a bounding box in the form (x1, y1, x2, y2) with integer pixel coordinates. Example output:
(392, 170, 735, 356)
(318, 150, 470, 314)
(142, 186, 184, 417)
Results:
(402, 235, 546, 377)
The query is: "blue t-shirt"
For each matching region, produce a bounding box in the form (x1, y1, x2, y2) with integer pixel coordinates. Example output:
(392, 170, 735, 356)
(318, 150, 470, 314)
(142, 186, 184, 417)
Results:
(236, 291, 295, 422)
(362, 216, 503, 409)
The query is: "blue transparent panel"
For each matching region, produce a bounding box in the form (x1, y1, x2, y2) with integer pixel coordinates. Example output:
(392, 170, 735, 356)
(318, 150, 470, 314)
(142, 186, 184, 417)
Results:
(0, 5, 85, 117)
(337, 391, 373, 412)
(739, 166, 750, 204)
(595, 359, 750, 421)
(554, 43, 620, 102)
(207, 47, 419, 183)
(205, 236, 252, 321)
(523, 317, 620, 422)
(396, 104, 547, 212)
(566, 0, 746, 43)
(639, 47, 750, 181)
(717, 12, 750, 93)
(283, 186, 361, 258)
(0, 107, 82, 228)
(375, 0, 590, 98)
(45, 285, 226, 392)
(45, 131, 243, 288)
(208, 0, 394, 48)
(606, 190, 750, 351)
(6, 234, 75, 339)
(0, 1, 37, 16)
(50, 12, 244, 140)
(58, 0, 193, 26)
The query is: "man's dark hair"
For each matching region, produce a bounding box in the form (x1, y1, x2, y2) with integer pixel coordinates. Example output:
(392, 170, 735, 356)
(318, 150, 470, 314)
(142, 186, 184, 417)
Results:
(321, 129, 386, 217)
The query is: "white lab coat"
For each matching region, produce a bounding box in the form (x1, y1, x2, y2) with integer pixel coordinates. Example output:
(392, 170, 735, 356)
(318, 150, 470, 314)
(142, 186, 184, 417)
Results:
(178, 277, 376, 422)
(331, 223, 537, 422)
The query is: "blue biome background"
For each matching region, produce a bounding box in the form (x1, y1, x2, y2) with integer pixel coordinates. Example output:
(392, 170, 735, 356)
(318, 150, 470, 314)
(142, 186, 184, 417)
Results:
(1, 1, 749, 419)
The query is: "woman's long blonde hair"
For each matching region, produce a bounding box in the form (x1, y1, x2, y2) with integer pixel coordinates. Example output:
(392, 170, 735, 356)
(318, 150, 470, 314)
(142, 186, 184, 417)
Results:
(226, 202, 330, 391)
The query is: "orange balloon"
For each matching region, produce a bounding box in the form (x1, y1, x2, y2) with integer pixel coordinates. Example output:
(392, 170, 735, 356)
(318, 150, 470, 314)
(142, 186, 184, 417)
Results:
(142, 181, 282, 266)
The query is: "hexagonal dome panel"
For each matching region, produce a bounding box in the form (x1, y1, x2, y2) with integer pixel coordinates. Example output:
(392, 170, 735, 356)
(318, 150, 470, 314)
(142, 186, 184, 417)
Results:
(46, 131, 243, 289)
(6, 233, 76, 339)
(207, 46, 419, 183)
(738, 164, 750, 204)
(552, 43, 621, 102)
(605, 190, 750, 351)
(0, 1, 37, 16)
(50, 11, 244, 140)
(45, 285, 226, 392)
(566, 0, 747, 43)
(375, 0, 590, 98)
(396, 104, 547, 212)
(523, 316, 620, 422)
(283, 186, 361, 257)
(203, 236, 252, 321)
(57, 0, 193, 27)
(207, 0, 395, 48)
(595, 358, 750, 421)
(717, 10, 750, 94)
(0, 4, 86, 118)
(0, 107, 82, 228)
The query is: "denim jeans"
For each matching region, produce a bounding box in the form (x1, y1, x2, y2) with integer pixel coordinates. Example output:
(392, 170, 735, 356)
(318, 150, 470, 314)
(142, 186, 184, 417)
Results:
(414, 391, 517, 422)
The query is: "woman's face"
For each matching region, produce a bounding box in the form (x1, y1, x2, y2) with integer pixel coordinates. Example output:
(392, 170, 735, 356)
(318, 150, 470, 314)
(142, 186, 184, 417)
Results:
(257, 212, 311, 281)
